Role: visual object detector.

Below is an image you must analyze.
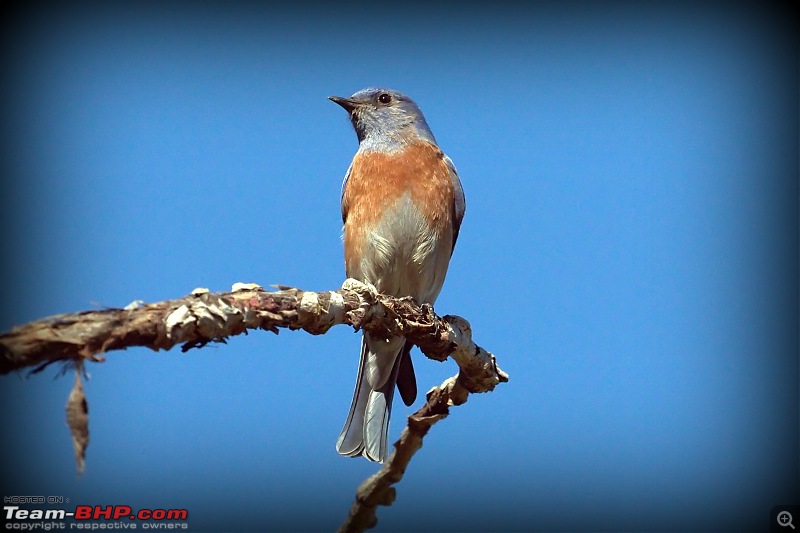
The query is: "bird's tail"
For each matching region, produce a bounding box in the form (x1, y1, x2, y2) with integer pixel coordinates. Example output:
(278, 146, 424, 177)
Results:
(336, 334, 410, 463)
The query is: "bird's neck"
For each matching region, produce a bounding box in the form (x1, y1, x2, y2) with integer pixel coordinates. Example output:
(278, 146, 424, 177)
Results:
(358, 125, 437, 155)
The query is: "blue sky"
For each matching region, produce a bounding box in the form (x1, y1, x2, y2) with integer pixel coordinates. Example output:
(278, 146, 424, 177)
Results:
(1, 2, 797, 531)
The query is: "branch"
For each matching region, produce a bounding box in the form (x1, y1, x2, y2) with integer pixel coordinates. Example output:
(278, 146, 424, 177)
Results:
(1, 279, 508, 529)
(334, 286, 507, 532)
(0, 280, 505, 387)
(338, 366, 496, 532)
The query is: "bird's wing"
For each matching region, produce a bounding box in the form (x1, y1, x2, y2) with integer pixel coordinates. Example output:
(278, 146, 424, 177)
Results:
(443, 154, 466, 252)
(340, 160, 354, 224)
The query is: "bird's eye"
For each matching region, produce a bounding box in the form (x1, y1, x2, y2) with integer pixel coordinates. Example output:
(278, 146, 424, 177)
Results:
(378, 93, 392, 104)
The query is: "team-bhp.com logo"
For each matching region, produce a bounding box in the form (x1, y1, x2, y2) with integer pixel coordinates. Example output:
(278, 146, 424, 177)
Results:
(5, 505, 189, 529)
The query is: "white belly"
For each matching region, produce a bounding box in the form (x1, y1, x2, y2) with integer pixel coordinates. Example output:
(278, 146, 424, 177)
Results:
(351, 193, 451, 304)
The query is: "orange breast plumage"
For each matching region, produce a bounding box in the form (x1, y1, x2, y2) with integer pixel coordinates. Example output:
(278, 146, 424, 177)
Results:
(341, 141, 455, 303)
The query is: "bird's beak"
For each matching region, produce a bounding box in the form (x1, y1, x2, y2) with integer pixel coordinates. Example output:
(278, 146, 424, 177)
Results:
(328, 95, 359, 112)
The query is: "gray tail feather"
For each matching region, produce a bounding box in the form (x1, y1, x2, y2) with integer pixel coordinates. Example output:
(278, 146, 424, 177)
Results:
(336, 336, 403, 462)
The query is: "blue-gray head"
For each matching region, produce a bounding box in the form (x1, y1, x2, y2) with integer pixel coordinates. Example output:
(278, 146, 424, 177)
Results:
(329, 88, 437, 151)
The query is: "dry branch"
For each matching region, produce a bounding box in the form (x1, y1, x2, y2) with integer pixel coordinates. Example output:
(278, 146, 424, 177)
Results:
(1, 279, 508, 531)
(330, 290, 507, 532)
(338, 374, 475, 533)
(0, 280, 505, 386)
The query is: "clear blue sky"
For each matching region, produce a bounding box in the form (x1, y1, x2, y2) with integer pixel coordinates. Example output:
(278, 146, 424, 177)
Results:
(1, 2, 797, 532)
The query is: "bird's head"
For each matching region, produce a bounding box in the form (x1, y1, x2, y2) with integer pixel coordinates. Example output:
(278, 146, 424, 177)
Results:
(329, 88, 437, 151)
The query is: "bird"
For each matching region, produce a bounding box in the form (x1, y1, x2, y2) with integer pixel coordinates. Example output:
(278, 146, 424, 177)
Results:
(329, 87, 465, 462)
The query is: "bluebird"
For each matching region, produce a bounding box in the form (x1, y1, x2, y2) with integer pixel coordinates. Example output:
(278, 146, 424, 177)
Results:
(329, 88, 466, 462)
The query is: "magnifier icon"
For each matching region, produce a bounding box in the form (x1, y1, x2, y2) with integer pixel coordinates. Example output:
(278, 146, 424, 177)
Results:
(778, 511, 795, 529)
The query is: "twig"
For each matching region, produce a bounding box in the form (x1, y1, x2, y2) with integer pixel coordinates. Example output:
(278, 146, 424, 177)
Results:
(338, 309, 508, 533)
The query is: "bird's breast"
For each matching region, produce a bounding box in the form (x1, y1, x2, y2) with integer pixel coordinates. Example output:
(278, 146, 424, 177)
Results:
(342, 142, 455, 301)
